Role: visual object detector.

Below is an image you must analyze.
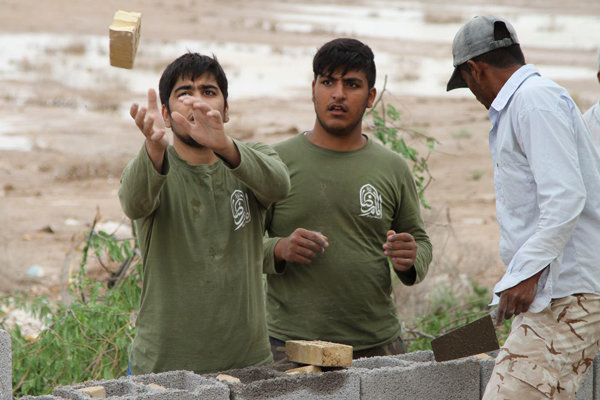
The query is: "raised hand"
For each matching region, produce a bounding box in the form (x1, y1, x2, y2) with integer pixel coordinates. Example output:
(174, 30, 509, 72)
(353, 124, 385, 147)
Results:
(274, 228, 329, 265)
(171, 97, 229, 151)
(130, 89, 168, 171)
(383, 230, 417, 272)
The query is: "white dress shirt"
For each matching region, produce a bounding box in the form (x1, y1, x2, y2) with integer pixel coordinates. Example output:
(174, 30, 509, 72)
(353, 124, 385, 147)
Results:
(488, 64, 600, 312)
(583, 101, 600, 150)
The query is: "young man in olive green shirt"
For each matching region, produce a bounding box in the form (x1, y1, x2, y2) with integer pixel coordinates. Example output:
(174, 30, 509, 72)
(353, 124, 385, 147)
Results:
(119, 53, 290, 374)
(264, 39, 432, 359)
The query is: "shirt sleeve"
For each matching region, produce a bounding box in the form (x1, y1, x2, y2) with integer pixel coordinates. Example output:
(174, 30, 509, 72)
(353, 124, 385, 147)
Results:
(392, 164, 432, 286)
(229, 139, 291, 209)
(118, 144, 168, 220)
(493, 99, 587, 311)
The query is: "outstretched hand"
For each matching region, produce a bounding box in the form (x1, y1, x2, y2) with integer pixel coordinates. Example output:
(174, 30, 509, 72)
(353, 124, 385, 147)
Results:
(171, 97, 228, 150)
(383, 230, 417, 272)
(274, 228, 329, 265)
(130, 89, 168, 171)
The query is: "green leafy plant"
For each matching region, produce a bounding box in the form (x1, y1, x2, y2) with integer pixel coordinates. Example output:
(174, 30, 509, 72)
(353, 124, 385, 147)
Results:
(2, 215, 141, 397)
(405, 281, 512, 352)
(366, 76, 438, 208)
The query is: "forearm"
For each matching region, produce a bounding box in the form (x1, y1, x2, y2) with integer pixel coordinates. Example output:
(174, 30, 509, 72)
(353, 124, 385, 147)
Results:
(230, 140, 290, 207)
(119, 145, 167, 220)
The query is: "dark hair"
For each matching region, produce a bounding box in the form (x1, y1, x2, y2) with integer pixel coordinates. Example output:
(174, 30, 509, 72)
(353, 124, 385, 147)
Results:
(313, 38, 376, 89)
(159, 52, 228, 113)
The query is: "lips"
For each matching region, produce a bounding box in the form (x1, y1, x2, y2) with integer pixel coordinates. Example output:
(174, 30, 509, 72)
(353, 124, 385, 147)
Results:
(328, 103, 347, 114)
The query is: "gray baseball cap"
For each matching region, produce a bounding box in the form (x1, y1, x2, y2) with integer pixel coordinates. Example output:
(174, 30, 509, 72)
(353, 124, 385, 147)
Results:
(446, 16, 519, 91)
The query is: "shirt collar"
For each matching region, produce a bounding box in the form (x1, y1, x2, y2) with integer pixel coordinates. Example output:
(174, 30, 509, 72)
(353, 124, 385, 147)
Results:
(490, 64, 540, 114)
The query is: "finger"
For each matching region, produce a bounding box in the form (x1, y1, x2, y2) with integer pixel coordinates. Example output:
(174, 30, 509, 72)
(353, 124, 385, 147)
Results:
(387, 232, 415, 243)
(496, 294, 508, 326)
(130, 103, 139, 119)
(171, 112, 191, 132)
(147, 88, 159, 112)
(150, 129, 166, 142)
(135, 107, 148, 131)
(308, 231, 329, 249)
(385, 249, 416, 259)
(293, 253, 315, 265)
(143, 115, 156, 137)
(293, 236, 326, 254)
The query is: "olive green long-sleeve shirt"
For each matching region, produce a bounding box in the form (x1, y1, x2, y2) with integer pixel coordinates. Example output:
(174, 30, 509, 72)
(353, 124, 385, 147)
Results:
(119, 140, 289, 374)
(264, 134, 431, 350)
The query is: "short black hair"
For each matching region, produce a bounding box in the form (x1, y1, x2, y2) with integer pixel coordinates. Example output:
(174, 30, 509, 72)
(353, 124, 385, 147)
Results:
(313, 38, 376, 89)
(159, 52, 228, 113)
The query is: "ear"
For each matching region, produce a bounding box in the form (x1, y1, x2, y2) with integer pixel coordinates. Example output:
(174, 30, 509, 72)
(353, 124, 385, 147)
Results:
(162, 104, 171, 128)
(366, 87, 377, 108)
(223, 103, 230, 123)
(311, 80, 316, 103)
(466, 60, 484, 83)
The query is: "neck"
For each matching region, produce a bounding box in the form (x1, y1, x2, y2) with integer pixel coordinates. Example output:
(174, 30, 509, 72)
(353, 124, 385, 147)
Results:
(306, 122, 367, 151)
(172, 139, 219, 165)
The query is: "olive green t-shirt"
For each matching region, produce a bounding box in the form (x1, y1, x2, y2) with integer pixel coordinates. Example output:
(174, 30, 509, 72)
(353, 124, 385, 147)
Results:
(119, 140, 290, 374)
(264, 133, 432, 350)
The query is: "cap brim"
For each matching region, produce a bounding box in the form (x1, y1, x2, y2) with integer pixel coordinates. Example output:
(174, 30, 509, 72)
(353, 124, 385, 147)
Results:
(446, 67, 468, 91)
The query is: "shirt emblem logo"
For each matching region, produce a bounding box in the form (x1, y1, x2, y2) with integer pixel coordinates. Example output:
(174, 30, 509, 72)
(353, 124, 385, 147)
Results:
(231, 189, 251, 230)
(359, 184, 382, 219)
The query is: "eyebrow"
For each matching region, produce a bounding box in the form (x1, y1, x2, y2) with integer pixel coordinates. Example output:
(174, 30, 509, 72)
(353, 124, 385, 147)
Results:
(174, 83, 219, 93)
(320, 75, 364, 84)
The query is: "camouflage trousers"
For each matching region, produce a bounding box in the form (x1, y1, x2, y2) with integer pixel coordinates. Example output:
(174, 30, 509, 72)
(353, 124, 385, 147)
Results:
(482, 294, 600, 400)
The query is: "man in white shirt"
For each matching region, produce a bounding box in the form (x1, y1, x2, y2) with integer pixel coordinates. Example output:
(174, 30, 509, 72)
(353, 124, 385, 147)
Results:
(583, 49, 600, 147)
(447, 16, 600, 399)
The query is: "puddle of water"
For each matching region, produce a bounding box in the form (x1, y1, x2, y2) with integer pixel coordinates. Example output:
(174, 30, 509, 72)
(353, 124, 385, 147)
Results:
(1, 1, 598, 151)
(273, 2, 600, 50)
(0, 120, 32, 151)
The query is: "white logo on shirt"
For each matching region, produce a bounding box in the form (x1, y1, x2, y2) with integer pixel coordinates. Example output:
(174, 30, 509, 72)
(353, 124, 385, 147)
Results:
(359, 184, 382, 219)
(231, 189, 251, 230)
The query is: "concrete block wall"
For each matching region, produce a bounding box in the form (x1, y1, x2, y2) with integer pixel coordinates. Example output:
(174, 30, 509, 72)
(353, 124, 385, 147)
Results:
(0, 330, 11, 400)
(3, 328, 600, 400)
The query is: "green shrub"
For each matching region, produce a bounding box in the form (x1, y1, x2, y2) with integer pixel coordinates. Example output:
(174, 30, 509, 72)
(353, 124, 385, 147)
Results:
(2, 225, 141, 397)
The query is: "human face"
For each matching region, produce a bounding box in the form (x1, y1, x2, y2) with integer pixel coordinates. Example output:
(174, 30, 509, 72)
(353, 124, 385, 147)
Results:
(312, 68, 376, 137)
(460, 63, 494, 110)
(162, 73, 229, 148)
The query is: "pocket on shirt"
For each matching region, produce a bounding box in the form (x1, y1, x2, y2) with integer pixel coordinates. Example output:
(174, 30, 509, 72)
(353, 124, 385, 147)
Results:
(497, 162, 536, 210)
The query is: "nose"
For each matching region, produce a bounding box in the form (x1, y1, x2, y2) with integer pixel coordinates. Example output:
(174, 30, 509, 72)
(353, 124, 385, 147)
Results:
(331, 81, 346, 100)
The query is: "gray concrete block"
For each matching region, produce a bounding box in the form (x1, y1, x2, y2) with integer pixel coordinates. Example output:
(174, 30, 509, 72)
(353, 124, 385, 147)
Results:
(230, 369, 360, 400)
(359, 358, 480, 400)
(52, 379, 148, 399)
(351, 356, 413, 369)
(391, 350, 434, 363)
(129, 370, 229, 399)
(0, 330, 11, 400)
(478, 358, 496, 396)
(575, 365, 594, 400)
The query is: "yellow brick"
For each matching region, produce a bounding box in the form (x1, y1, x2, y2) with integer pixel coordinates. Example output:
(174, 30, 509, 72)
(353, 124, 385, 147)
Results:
(216, 374, 241, 384)
(109, 10, 142, 69)
(77, 385, 106, 398)
(285, 365, 322, 375)
(146, 383, 166, 390)
(474, 353, 494, 359)
(285, 340, 353, 367)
